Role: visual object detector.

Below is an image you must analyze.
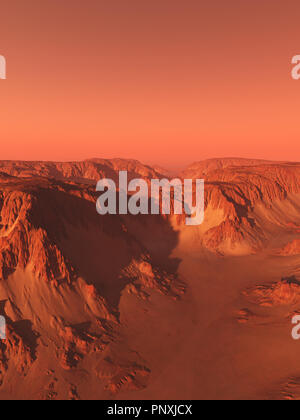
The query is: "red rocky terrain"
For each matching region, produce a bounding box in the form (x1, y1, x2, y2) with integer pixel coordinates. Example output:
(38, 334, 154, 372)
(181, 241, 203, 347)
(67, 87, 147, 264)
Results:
(0, 158, 300, 399)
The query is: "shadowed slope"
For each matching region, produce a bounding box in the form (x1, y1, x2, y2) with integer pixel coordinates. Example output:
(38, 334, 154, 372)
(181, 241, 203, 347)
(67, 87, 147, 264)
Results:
(0, 158, 300, 399)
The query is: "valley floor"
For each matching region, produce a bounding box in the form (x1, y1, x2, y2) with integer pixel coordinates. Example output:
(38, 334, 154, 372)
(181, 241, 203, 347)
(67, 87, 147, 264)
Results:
(119, 250, 300, 400)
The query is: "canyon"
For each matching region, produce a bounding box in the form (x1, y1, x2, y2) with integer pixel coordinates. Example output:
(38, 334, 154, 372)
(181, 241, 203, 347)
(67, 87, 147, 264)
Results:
(0, 157, 300, 399)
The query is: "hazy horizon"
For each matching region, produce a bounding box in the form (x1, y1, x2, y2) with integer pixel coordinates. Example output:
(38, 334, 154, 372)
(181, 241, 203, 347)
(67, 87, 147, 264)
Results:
(1, 0, 300, 167)
(0, 155, 297, 172)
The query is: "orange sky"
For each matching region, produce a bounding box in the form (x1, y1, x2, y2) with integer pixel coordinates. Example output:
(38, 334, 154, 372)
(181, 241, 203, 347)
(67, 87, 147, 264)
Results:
(0, 0, 300, 169)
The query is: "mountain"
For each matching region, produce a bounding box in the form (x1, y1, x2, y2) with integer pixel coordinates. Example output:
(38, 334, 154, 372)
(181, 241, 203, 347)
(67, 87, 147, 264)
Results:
(179, 161, 300, 255)
(0, 159, 166, 185)
(0, 170, 183, 399)
(181, 157, 291, 178)
(0, 158, 300, 399)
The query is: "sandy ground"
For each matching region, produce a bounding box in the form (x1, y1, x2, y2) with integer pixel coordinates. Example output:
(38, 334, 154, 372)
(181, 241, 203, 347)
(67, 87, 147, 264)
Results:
(117, 225, 300, 400)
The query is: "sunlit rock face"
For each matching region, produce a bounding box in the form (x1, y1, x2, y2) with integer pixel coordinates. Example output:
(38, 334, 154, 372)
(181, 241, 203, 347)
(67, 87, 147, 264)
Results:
(0, 158, 300, 399)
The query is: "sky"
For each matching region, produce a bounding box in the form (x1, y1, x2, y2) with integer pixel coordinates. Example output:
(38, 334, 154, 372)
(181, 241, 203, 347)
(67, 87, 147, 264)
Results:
(0, 0, 300, 169)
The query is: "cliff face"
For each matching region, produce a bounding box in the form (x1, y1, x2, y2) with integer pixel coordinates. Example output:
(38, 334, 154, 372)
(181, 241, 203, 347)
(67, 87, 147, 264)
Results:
(0, 171, 184, 399)
(177, 162, 300, 254)
(0, 158, 300, 399)
(278, 240, 300, 256)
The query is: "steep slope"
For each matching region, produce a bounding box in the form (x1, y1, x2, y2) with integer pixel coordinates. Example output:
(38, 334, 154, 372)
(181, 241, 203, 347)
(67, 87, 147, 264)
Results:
(0, 176, 183, 399)
(0, 158, 300, 399)
(175, 163, 300, 255)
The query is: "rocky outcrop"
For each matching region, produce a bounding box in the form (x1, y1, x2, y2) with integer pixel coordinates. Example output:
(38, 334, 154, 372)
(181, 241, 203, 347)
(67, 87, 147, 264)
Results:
(0, 316, 37, 386)
(279, 240, 300, 256)
(96, 356, 151, 394)
(244, 276, 300, 307)
(0, 169, 184, 397)
(122, 256, 185, 300)
(181, 163, 300, 254)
